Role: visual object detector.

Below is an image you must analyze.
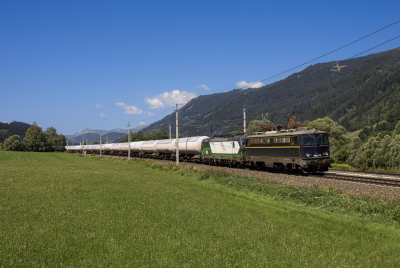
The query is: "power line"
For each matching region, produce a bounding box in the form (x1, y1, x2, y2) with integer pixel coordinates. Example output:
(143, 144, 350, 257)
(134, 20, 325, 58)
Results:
(240, 19, 400, 89)
(297, 35, 400, 82)
(253, 35, 400, 122)
(131, 106, 175, 123)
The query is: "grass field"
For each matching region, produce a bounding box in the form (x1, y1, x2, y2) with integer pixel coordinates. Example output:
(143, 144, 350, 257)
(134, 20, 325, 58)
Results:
(1, 152, 400, 267)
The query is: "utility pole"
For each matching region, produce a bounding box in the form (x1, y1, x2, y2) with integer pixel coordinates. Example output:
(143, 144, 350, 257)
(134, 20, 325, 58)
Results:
(243, 105, 247, 134)
(128, 121, 131, 160)
(83, 134, 85, 155)
(100, 131, 102, 157)
(175, 104, 179, 166)
(169, 123, 171, 139)
(106, 135, 108, 144)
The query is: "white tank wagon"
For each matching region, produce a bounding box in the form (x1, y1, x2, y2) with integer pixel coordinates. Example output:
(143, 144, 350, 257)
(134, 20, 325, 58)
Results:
(67, 136, 210, 160)
(118, 143, 129, 151)
(88, 145, 101, 152)
(103, 143, 113, 152)
(65, 145, 84, 152)
(177, 136, 208, 155)
(155, 139, 176, 154)
(140, 140, 158, 154)
(131, 141, 143, 153)
(110, 143, 123, 152)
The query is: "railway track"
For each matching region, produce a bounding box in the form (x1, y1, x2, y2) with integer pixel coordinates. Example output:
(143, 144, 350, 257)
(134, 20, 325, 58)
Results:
(95, 153, 400, 188)
(314, 173, 400, 188)
(329, 168, 400, 177)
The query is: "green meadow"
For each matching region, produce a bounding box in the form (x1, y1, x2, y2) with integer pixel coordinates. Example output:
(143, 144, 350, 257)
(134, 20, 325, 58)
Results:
(1, 151, 400, 267)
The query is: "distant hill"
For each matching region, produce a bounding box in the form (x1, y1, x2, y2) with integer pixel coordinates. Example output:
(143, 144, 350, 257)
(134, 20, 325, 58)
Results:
(0, 121, 31, 142)
(66, 125, 145, 140)
(142, 47, 400, 135)
(68, 132, 128, 145)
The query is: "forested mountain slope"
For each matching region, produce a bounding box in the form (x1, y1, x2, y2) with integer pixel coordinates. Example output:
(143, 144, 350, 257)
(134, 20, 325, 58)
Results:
(0, 121, 31, 142)
(143, 47, 400, 135)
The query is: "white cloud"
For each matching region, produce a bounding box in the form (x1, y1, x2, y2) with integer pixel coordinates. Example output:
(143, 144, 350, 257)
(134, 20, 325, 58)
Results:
(145, 97, 165, 110)
(148, 112, 155, 116)
(124, 106, 143, 115)
(96, 104, 101, 109)
(236, 80, 264, 89)
(116, 102, 143, 115)
(144, 90, 197, 110)
(100, 113, 105, 118)
(197, 84, 210, 91)
(139, 121, 146, 126)
(159, 90, 196, 106)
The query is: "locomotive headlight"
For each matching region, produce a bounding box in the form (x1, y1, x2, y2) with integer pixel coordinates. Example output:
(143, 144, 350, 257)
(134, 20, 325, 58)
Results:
(323, 152, 329, 156)
(306, 153, 311, 157)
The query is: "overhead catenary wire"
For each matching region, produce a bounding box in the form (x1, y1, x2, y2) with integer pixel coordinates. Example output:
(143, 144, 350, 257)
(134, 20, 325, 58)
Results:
(249, 35, 400, 123)
(130, 106, 175, 123)
(296, 35, 400, 82)
(107, 21, 400, 132)
(240, 19, 400, 89)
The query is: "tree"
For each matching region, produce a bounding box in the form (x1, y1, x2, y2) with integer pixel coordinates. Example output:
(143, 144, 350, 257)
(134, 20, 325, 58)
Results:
(4, 135, 24, 151)
(394, 121, 400, 136)
(45, 127, 58, 151)
(24, 122, 43, 151)
(388, 135, 400, 169)
(346, 137, 363, 167)
(308, 117, 348, 162)
(246, 118, 274, 135)
(133, 130, 145, 141)
(91, 141, 100, 144)
(55, 134, 66, 152)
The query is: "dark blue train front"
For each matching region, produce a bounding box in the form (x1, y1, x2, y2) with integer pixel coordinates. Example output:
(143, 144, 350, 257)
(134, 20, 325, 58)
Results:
(245, 128, 333, 173)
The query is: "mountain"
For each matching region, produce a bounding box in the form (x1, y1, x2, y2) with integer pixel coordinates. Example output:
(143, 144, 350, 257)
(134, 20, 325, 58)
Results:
(68, 132, 128, 145)
(142, 47, 400, 135)
(66, 125, 146, 139)
(0, 121, 31, 142)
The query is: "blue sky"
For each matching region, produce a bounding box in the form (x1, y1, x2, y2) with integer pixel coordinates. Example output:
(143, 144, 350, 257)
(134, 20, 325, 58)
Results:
(1, 0, 400, 135)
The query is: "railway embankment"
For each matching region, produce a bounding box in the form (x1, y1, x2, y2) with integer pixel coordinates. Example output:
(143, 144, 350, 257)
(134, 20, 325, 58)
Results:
(98, 154, 400, 201)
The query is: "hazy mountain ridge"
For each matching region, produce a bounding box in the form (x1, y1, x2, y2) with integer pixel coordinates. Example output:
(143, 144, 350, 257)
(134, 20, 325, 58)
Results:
(66, 125, 146, 139)
(68, 132, 128, 145)
(142, 47, 400, 135)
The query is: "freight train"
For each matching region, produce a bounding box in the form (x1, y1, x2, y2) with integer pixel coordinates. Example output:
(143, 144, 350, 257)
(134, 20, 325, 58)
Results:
(66, 127, 332, 173)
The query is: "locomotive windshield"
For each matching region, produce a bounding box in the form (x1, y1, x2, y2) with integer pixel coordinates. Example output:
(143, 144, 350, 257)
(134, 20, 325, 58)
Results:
(316, 133, 329, 145)
(303, 135, 316, 146)
(302, 133, 329, 145)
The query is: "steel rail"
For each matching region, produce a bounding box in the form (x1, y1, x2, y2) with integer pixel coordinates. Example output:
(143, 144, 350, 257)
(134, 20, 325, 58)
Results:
(313, 173, 400, 188)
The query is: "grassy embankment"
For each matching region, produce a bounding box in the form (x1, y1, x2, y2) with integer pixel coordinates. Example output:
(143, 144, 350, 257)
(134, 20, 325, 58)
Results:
(1, 151, 400, 267)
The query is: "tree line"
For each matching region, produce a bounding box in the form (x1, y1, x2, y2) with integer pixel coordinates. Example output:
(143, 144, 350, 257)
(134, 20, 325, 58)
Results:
(247, 116, 400, 171)
(0, 122, 66, 152)
(119, 128, 169, 142)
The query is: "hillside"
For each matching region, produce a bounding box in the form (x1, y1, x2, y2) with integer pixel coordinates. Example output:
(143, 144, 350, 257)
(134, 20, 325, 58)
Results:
(142, 47, 400, 135)
(0, 121, 31, 142)
(69, 132, 127, 144)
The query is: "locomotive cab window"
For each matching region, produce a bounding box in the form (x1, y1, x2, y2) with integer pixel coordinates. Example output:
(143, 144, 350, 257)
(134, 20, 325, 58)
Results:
(317, 133, 329, 145)
(302, 135, 316, 146)
(290, 136, 299, 145)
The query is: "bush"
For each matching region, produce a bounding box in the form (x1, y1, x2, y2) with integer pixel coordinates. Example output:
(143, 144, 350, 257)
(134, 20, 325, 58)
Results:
(331, 163, 351, 170)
